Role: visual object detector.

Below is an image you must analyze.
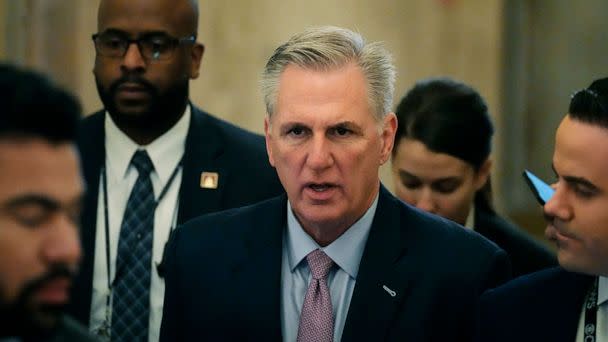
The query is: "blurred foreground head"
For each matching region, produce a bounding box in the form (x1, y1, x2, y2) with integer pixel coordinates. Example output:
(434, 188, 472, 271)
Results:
(0, 64, 84, 339)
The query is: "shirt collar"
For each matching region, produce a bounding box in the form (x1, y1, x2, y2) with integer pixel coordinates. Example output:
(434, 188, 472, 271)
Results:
(598, 276, 608, 306)
(464, 204, 476, 230)
(285, 193, 379, 279)
(104, 105, 190, 184)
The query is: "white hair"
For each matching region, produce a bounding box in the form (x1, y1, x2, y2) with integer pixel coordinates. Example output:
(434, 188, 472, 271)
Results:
(261, 26, 395, 121)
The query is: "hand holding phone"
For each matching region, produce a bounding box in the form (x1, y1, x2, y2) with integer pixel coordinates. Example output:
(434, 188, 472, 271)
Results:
(523, 170, 555, 205)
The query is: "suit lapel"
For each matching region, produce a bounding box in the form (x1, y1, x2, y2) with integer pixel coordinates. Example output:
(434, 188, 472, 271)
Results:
(548, 270, 594, 342)
(229, 196, 286, 340)
(177, 106, 225, 223)
(341, 185, 413, 341)
(71, 111, 105, 323)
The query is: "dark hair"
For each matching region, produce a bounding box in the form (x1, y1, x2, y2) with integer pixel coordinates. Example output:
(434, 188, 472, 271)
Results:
(393, 77, 495, 211)
(0, 64, 81, 143)
(568, 77, 608, 128)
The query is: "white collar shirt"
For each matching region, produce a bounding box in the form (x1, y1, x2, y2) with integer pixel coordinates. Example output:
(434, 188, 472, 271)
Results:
(280, 193, 378, 342)
(88, 106, 190, 342)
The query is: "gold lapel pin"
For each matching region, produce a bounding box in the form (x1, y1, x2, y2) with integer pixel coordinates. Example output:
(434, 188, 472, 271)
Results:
(200, 172, 219, 189)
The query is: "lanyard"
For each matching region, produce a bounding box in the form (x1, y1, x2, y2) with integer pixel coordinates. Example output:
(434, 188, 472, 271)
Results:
(583, 276, 599, 341)
(94, 155, 183, 339)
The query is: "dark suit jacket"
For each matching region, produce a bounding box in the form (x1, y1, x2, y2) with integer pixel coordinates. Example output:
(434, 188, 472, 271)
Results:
(68, 105, 284, 325)
(160, 186, 511, 342)
(477, 267, 593, 342)
(48, 316, 99, 342)
(7, 315, 98, 342)
(475, 206, 556, 278)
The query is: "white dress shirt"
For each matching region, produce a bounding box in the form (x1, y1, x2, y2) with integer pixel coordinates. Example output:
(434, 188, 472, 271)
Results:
(280, 194, 378, 342)
(576, 276, 608, 341)
(89, 107, 190, 342)
(464, 205, 476, 230)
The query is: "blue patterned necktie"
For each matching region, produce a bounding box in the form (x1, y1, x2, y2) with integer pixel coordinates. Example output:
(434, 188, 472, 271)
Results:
(111, 150, 155, 342)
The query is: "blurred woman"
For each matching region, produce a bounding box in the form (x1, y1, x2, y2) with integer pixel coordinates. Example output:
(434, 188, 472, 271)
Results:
(391, 77, 555, 278)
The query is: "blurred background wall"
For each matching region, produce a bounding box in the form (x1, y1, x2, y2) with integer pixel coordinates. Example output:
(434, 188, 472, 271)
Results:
(1, 0, 607, 240)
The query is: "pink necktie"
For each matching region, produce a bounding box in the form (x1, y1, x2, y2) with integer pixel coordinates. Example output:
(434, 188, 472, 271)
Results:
(297, 249, 335, 342)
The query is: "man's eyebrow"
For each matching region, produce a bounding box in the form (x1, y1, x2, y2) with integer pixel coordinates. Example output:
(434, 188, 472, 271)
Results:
(398, 170, 459, 184)
(562, 175, 600, 190)
(99, 28, 127, 35)
(2, 194, 60, 211)
(278, 121, 309, 131)
(100, 29, 170, 37)
(330, 121, 360, 129)
(398, 170, 419, 180)
(552, 163, 600, 190)
(432, 177, 461, 184)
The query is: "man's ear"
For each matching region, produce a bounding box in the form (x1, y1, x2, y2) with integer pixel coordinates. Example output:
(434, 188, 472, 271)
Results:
(189, 43, 205, 79)
(264, 116, 275, 167)
(474, 158, 493, 191)
(379, 112, 397, 165)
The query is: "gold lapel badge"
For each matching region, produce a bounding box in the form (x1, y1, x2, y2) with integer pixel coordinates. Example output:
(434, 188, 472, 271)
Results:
(200, 172, 219, 189)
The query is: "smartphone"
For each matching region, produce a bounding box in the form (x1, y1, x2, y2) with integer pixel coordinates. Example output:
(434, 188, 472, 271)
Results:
(523, 169, 555, 205)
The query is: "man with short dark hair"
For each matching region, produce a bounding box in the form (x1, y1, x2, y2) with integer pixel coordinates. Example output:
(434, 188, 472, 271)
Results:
(160, 26, 511, 342)
(70, 0, 283, 341)
(477, 77, 608, 342)
(0, 64, 96, 341)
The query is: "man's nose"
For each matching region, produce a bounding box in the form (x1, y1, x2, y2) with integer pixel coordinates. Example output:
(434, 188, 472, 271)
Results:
(121, 42, 146, 71)
(543, 183, 573, 222)
(306, 136, 334, 171)
(41, 213, 82, 268)
(415, 189, 437, 214)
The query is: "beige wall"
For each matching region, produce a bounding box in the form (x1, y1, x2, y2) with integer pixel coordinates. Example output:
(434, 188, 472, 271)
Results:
(5, 0, 608, 239)
(3, 0, 508, 205)
(0, 1, 4, 59)
(498, 0, 608, 237)
(67, 0, 504, 201)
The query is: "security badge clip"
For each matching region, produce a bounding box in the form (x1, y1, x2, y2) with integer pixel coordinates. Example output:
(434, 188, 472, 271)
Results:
(200, 172, 219, 189)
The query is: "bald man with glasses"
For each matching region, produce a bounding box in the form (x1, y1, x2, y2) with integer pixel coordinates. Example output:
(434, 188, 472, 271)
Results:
(69, 0, 283, 341)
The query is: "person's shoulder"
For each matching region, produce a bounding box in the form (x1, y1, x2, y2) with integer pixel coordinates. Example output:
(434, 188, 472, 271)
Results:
(78, 110, 104, 134)
(475, 208, 557, 272)
(165, 194, 285, 265)
(383, 191, 510, 290)
(179, 193, 285, 237)
(77, 110, 105, 149)
(403, 200, 499, 252)
(50, 315, 99, 342)
(80, 110, 105, 127)
(476, 267, 589, 342)
(483, 267, 587, 301)
(191, 105, 265, 145)
(384, 188, 503, 260)
(476, 207, 551, 251)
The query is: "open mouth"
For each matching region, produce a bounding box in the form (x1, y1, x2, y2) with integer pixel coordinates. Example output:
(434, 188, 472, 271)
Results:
(309, 183, 333, 192)
(303, 182, 338, 201)
(34, 278, 71, 305)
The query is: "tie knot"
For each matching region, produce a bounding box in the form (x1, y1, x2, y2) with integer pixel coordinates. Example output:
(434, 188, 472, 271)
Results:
(306, 249, 334, 280)
(131, 150, 154, 177)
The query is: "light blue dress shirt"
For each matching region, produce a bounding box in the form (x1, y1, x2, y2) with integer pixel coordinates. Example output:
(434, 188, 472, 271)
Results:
(280, 194, 379, 342)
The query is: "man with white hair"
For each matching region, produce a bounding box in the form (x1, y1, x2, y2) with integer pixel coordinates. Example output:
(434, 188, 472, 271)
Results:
(160, 26, 510, 342)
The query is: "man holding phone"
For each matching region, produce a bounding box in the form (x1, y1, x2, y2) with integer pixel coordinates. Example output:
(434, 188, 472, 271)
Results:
(477, 77, 608, 342)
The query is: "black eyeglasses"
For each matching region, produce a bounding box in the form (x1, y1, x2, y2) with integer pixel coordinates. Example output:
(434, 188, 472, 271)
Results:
(92, 31, 196, 61)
